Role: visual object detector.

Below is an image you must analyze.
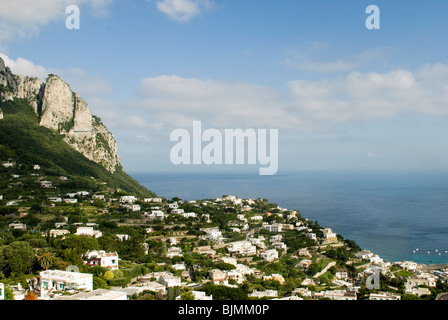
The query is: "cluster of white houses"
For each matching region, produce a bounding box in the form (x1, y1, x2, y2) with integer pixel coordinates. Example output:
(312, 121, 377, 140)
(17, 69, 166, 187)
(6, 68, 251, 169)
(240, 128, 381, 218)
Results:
(5, 256, 440, 300)
(3, 190, 448, 301)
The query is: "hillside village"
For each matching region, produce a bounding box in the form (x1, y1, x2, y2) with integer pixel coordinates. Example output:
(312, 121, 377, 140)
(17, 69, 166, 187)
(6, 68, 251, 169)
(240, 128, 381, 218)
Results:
(1, 159, 448, 301)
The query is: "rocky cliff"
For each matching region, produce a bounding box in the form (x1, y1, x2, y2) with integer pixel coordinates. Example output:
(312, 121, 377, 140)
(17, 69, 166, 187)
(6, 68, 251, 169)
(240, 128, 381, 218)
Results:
(0, 57, 121, 173)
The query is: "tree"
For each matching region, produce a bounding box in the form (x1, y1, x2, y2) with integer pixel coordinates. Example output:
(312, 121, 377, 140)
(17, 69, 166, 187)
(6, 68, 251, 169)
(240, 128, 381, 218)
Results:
(180, 288, 195, 300)
(3, 285, 15, 300)
(167, 286, 182, 300)
(93, 276, 110, 290)
(104, 270, 114, 281)
(0, 241, 36, 276)
(36, 250, 55, 270)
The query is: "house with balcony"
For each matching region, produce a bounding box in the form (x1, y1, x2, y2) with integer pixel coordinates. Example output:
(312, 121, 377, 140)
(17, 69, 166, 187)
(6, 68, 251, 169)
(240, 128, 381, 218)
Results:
(82, 250, 119, 270)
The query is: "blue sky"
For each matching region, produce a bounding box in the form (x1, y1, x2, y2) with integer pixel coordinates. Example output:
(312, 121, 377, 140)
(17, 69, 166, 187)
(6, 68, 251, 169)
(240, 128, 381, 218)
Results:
(1, 0, 448, 174)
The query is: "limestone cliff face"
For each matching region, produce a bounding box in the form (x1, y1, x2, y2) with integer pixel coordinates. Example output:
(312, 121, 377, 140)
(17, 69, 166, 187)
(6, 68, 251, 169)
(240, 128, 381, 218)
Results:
(0, 57, 121, 173)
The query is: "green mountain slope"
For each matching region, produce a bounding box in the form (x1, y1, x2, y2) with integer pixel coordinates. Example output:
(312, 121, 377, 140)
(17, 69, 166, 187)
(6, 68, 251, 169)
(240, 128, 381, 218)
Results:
(0, 97, 155, 197)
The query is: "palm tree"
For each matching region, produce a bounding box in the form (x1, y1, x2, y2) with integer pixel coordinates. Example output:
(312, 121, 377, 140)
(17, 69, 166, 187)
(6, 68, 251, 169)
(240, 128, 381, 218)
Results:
(37, 251, 54, 270)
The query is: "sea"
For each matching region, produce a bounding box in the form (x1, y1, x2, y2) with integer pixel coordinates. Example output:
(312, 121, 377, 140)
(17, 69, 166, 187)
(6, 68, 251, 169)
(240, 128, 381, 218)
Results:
(132, 170, 448, 265)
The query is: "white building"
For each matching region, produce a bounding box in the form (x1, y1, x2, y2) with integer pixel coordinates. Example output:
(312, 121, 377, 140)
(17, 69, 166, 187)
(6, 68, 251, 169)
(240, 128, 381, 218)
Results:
(172, 263, 186, 271)
(249, 236, 266, 249)
(249, 290, 278, 298)
(92, 194, 105, 200)
(181, 212, 197, 218)
(192, 246, 216, 256)
(75, 227, 102, 238)
(49, 229, 70, 238)
(120, 195, 137, 203)
(168, 202, 179, 209)
(116, 234, 129, 241)
(395, 260, 418, 272)
(135, 282, 166, 295)
(2, 161, 14, 168)
(272, 242, 287, 251)
(322, 228, 338, 243)
(191, 291, 213, 300)
(200, 227, 223, 241)
(355, 249, 375, 260)
(209, 269, 227, 283)
(406, 275, 437, 289)
(82, 250, 119, 270)
(369, 291, 401, 300)
(313, 290, 357, 301)
(264, 223, 282, 233)
(146, 210, 165, 221)
(237, 214, 247, 221)
(306, 233, 317, 240)
(226, 270, 244, 284)
(9, 223, 26, 230)
(144, 198, 163, 203)
(52, 289, 127, 300)
(270, 235, 282, 243)
(405, 287, 431, 297)
(227, 241, 257, 256)
(298, 248, 312, 257)
(297, 260, 312, 268)
(263, 274, 285, 284)
(260, 249, 278, 262)
(292, 287, 313, 298)
(39, 270, 93, 298)
(40, 181, 53, 188)
(157, 272, 182, 288)
(166, 247, 183, 258)
(236, 264, 255, 276)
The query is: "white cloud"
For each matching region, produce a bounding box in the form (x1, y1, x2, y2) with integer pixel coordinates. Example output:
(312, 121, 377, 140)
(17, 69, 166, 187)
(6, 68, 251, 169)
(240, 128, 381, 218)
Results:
(0, 0, 113, 46)
(137, 75, 295, 129)
(0, 53, 113, 98)
(129, 63, 448, 134)
(155, 0, 213, 22)
(0, 53, 48, 79)
(293, 66, 448, 123)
